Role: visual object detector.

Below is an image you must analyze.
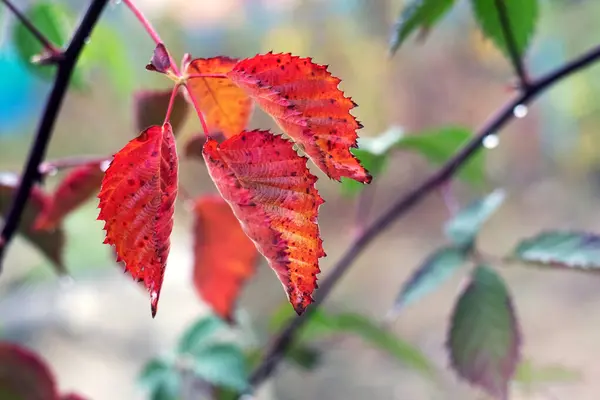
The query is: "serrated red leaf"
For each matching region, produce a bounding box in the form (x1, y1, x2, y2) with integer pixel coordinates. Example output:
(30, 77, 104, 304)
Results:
(134, 89, 189, 134)
(192, 194, 259, 321)
(185, 57, 253, 138)
(203, 130, 324, 314)
(0, 173, 66, 274)
(97, 124, 178, 317)
(34, 164, 104, 231)
(226, 53, 371, 183)
(0, 342, 57, 400)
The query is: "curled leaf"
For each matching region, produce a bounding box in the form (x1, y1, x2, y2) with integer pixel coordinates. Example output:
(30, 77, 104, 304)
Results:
(0, 342, 57, 400)
(0, 173, 66, 274)
(192, 195, 259, 321)
(98, 124, 178, 317)
(185, 57, 253, 138)
(134, 89, 189, 134)
(146, 43, 172, 74)
(227, 53, 371, 183)
(203, 130, 324, 314)
(34, 164, 104, 231)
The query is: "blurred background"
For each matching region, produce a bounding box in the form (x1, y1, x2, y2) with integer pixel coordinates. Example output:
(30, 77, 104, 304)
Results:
(1, 0, 600, 399)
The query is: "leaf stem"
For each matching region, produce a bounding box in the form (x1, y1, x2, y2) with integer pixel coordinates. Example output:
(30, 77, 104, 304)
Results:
(183, 83, 211, 137)
(187, 73, 229, 79)
(0, 0, 110, 270)
(164, 84, 181, 126)
(1, 0, 62, 60)
(248, 42, 600, 390)
(494, 0, 529, 89)
(121, 0, 180, 76)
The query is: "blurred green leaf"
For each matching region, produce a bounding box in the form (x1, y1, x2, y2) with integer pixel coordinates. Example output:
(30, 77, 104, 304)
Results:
(82, 23, 136, 96)
(285, 345, 321, 370)
(444, 189, 505, 248)
(270, 305, 433, 376)
(390, 0, 455, 55)
(341, 126, 403, 197)
(390, 246, 469, 314)
(448, 265, 521, 400)
(514, 359, 582, 393)
(397, 127, 485, 186)
(512, 231, 600, 269)
(139, 359, 181, 400)
(177, 314, 225, 355)
(191, 344, 249, 392)
(13, 2, 86, 89)
(470, 0, 538, 58)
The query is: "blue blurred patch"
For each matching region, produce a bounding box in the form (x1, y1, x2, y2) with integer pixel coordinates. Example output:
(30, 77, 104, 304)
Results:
(0, 44, 44, 136)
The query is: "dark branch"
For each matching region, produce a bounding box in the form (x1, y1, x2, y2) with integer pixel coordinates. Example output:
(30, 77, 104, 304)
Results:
(494, 0, 529, 89)
(0, 0, 62, 61)
(248, 42, 600, 390)
(0, 0, 110, 270)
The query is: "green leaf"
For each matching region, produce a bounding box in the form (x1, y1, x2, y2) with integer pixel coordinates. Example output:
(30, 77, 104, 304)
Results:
(512, 231, 600, 269)
(0, 173, 66, 274)
(269, 305, 433, 376)
(12, 2, 86, 89)
(138, 359, 181, 400)
(391, 246, 469, 313)
(285, 345, 321, 370)
(390, 0, 455, 55)
(191, 344, 249, 392)
(396, 127, 485, 186)
(514, 359, 582, 393)
(470, 0, 538, 58)
(444, 189, 505, 248)
(341, 126, 403, 197)
(448, 265, 521, 400)
(177, 315, 225, 355)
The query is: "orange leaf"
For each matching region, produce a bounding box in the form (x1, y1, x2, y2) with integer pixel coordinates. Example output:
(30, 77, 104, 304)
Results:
(34, 164, 104, 231)
(227, 52, 371, 183)
(203, 130, 324, 314)
(97, 123, 178, 317)
(192, 194, 259, 321)
(185, 57, 253, 138)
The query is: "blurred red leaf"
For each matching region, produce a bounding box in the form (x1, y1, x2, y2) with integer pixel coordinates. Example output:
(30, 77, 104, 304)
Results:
(185, 57, 253, 138)
(34, 164, 104, 231)
(0, 342, 57, 400)
(61, 393, 88, 400)
(226, 52, 371, 183)
(203, 130, 324, 315)
(184, 132, 225, 161)
(134, 89, 189, 134)
(0, 173, 66, 274)
(98, 124, 178, 317)
(192, 194, 259, 321)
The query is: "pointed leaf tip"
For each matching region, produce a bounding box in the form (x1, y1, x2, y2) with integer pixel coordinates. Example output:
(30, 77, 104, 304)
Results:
(98, 123, 178, 317)
(203, 130, 324, 313)
(226, 53, 371, 183)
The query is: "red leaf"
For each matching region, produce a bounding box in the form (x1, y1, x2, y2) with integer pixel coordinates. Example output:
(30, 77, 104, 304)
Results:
(192, 194, 259, 321)
(226, 53, 371, 183)
(185, 57, 253, 138)
(146, 43, 172, 74)
(34, 164, 104, 231)
(184, 132, 225, 161)
(134, 89, 189, 134)
(203, 130, 324, 314)
(0, 342, 58, 400)
(98, 124, 178, 317)
(0, 173, 66, 274)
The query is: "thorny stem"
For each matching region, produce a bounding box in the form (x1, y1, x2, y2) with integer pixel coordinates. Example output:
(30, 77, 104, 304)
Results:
(0, 0, 110, 270)
(121, 0, 180, 76)
(494, 0, 530, 89)
(0, 0, 62, 60)
(248, 43, 600, 391)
